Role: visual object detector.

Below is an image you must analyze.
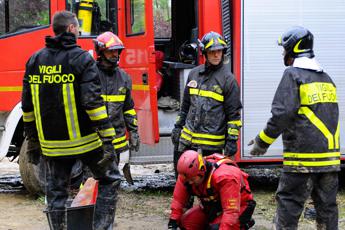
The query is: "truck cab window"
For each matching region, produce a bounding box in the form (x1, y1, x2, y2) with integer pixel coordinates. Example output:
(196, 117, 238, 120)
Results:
(153, 0, 171, 38)
(0, 0, 49, 36)
(125, 0, 145, 35)
(66, 0, 118, 36)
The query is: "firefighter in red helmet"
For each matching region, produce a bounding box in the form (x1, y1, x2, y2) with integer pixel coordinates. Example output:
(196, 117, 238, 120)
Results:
(171, 31, 242, 175)
(168, 150, 256, 230)
(94, 32, 140, 184)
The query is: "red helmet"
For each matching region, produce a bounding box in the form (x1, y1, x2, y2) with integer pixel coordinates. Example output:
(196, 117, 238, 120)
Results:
(177, 150, 206, 180)
(94, 32, 125, 56)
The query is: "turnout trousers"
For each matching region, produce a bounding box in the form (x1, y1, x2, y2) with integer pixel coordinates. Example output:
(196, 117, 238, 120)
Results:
(45, 147, 121, 230)
(275, 172, 338, 230)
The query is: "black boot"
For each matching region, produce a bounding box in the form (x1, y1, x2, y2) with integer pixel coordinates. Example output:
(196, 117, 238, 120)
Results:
(93, 181, 120, 230)
(47, 210, 66, 230)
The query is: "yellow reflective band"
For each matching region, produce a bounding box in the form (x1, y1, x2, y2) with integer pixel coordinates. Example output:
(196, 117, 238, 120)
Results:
(183, 127, 225, 139)
(114, 141, 128, 149)
(0, 86, 22, 92)
(205, 38, 214, 49)
(277, 36, 282, 45)
(335, 122, 340, 149)
(228, 128, 239, 136)
(133, 118, 137, 126)
(217, 37, 227, 46)
(198, 153, 204, 170)
(86, 106, 108, 121)
(293, 39, 308, 53)
(124, 109, 137, 115)
(132, 84, 149, 91)
(23, 111, 35, 122)
(42, 139, 102, 156)
(284, 160, 340, 167)
(298, 107, 334, 149)
(40, 133, 100, 148)
(192, 138, 225, 146)
(113, 135, 127, 143)
(189, 88, 224, 102)
(63, 83, 81, 139)
(106, 36, 115, 48)
(101, 94, 126, 102)
(228, 120, 242, 127)
(31, 84, 44, 140)
(259, 130, 275, 145)
(284, 152, 340, 159)
(99, 127, 116, 138)
(181, 132, 192, 141)
(300, 82, 337, 105)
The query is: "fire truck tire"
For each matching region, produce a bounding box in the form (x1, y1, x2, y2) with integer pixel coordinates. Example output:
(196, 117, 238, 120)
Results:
(19, 139, 84, 195)
(19, 138, 45, 195)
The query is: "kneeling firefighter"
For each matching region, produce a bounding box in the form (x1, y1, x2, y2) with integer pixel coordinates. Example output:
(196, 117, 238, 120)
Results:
(168, 150, 256, 230)
(94, 32, 140, 184)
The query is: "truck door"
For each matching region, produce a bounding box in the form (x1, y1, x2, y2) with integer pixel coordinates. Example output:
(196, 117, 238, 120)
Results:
(117, 0, 158, 144)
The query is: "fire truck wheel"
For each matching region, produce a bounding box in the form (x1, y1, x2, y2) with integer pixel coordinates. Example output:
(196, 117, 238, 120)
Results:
(19, 138, 45, 195)
(19, 139, 85, 195)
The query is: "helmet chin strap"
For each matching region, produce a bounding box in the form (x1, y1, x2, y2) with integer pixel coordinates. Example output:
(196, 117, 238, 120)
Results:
(99, 54, 119, 69)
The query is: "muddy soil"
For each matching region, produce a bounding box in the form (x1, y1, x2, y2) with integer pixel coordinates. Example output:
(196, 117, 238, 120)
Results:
(0, 157, 344, 230)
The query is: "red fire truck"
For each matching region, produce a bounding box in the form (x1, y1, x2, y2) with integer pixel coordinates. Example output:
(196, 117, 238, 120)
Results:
(1, 0, 344, 193)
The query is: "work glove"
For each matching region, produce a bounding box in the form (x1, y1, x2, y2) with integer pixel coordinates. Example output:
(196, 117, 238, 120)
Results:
(168, 219, 179, 230)
(171, 127, 182, 145)
(248, 137, 268, 156)
(224, 140, 238, 156)
(26, 137, 41, 165)
(129, 131, 140, 152)
(208, 224, 220, 230)
(97, 138, 116, 169)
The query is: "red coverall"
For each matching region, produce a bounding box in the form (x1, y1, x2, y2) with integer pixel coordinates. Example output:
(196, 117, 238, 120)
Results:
(170, 154, 254, 230)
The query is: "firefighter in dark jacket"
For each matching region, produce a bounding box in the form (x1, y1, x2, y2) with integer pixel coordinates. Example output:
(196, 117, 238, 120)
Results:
(171, 31, 242, 170)
(249, 26, 340, 230)
(168, 150, 255, 230)
(93, 31, 140, 183)
(21, 11, 121, 230)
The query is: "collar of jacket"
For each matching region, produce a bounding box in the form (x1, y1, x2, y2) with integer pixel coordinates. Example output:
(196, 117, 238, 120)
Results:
(200, 61, 224, 75)
(97, 59, 118, 73)
(45, 32, 79, 49)
(293, 57, 323, 72)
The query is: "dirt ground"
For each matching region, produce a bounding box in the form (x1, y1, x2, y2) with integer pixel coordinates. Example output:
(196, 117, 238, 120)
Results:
(0, 157, 344, 230)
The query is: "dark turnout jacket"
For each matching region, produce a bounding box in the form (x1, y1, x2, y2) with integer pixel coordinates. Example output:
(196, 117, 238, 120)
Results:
(22, 32, 115, 157)
(256, 66, 340, 173)
(97, 64, 138, 153)
(176, 63, 242, 151)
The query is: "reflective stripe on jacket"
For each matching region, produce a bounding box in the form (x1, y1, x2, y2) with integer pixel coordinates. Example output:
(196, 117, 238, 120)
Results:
(22, 32, 115, 157)
(257, 67, 340, 173)
(176, 63, 242, 151)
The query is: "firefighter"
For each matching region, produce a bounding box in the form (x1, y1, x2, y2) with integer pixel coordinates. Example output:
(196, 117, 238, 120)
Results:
(94, 31, 140, 183)
(171, 31, 242, 172)
(168, 150, 255, 230)
(248, 26, 340, 230)
(21, 11, 121, 230)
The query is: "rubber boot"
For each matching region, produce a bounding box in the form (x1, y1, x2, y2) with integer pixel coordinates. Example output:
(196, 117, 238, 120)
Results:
(47, 210, 66, 230)
(93, 181, 120, 230)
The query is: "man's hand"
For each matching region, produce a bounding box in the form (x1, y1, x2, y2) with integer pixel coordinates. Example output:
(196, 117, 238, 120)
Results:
(97, 139, 116, 168)
(129, 131, 140, 152)
(248, 139, 268, 156)
(171, 127, 182, 145)
(224, 140, 237, 156)
(168, 219, 178, 230)
(26, 137, 41, 165)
